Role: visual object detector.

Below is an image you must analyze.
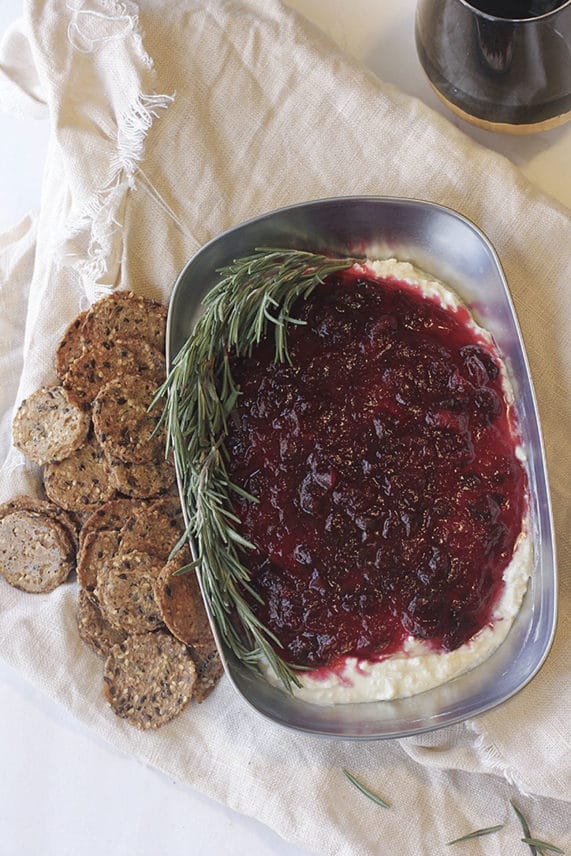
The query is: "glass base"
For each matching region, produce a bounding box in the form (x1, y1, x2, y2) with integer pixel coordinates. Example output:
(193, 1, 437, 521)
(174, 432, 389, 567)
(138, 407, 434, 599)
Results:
(426, 76, 571, 134)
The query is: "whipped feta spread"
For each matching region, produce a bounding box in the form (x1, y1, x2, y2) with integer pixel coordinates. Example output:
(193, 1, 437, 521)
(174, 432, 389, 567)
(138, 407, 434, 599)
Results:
(264, 258, 533, 705)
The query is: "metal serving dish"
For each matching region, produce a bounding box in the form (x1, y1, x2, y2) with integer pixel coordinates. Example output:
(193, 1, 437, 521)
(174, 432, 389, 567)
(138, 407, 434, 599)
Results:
(167, 196, 557, 739)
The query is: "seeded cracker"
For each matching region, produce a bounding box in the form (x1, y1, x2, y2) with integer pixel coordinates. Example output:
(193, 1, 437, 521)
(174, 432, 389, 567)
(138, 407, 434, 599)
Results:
(0, 495, 80, 551)
(92, 375, 167, 464)
(43, 434, 116, 512)
(77, 528, 122, 597)
(12, 386, 90, 465)
(97, 549, 164, 634)
(107, 455, 176, 499)
(120, 495, 184, 561)
(0, 510, 74, 593)
(193, 648, 224, 703)
(81, 291, 167, 351)
(79, 498, 147, 552)
(103, 631, 196, 730)
(55, 310, 88, 379)
(62, 338, 165, 410)
(76, 589, 128, 658)
(153, 548, 215, 654)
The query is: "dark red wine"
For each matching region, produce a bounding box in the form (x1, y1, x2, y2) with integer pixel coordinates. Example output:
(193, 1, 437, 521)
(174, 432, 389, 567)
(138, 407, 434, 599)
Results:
(416, 0, 571, 128)
(468, 0, 569, 19)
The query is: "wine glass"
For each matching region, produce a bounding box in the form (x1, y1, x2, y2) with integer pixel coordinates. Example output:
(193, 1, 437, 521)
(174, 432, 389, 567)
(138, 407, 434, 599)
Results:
(415, 0, 571, 133)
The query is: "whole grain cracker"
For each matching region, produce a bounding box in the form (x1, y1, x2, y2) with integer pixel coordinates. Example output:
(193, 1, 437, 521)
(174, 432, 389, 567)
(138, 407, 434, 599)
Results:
(106, 454, 175, 499)
(76, 588, 128, 658)
(0, 510, 74, 593)
(153, 548, 215, 653)
(79, 498, 147, 552)
(0, 495, 80, 551)
(82, 291, 167, 351)
(103, 631, 196, 729)
(193, 647, 224, 703)
(62, 337, 165, 410)
(120, 495, 184, 561)
(97, 549, 164, 634)
(43, 434, 116, 512)
(12, 386, 90, 465)
(92, 375, 167, 464)
(77, 528, 122, 597)
(55, 310, 88, 379)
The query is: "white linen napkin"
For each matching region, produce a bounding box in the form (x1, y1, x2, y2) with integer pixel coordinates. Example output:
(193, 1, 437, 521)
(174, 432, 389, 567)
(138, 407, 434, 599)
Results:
(0, 1, 569, 853)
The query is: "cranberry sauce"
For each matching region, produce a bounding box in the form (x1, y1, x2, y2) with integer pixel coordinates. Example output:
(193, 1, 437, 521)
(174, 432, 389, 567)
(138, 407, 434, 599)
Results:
(225, 268, 527, 670)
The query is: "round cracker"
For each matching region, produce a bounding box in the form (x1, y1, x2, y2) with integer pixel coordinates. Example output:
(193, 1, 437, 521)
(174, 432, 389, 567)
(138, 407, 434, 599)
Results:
(153, 549, 214, 652)
(92, 375, 167, 464)
(79, 498, 147, 552)
(82, 291, 166, 351)
(0, 495, 80, 551)
(103, 631, 196, 729)
(0, 510, 74, 593)
(76, 588, 128, 658)
(62, 338, 165, 410)
(193, 647, 224, 704)
(119, 495, 184, 561)
(43, 434, 116, 512)
(55, 310, 88, 379)
(107, 454, 175, 499)
(97, 549, 164, 634)
(12, 386, 90, 465)
(77, 528, 122, 597)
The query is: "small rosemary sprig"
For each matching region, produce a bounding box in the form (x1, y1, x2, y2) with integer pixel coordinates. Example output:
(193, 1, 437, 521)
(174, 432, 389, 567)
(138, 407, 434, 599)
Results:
(512, 801, 565, 856)
(446, 825, 504, 846)
(341, 768, 391, 808)
(156, 247, 359, 691)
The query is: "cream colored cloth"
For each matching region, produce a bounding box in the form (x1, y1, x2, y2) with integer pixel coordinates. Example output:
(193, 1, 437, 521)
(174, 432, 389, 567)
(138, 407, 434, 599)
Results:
(0, 1, 570, 853)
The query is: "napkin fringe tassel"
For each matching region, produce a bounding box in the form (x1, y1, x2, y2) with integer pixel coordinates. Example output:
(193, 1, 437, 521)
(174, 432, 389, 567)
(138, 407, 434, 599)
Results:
(467, 721, 531, 797)
(57, 0, 173, 302)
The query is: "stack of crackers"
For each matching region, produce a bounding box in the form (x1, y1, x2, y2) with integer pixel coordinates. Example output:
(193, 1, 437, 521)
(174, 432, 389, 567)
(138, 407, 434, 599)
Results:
(0, 292, 223, 729)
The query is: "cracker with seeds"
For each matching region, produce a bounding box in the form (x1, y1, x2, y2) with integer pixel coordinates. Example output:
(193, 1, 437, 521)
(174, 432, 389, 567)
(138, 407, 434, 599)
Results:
(12, 386, 90, 465)
(193, 648, 224, 704)
(77, 528, 122, 597)
(82, 291, 167, 351)
(103, 631, 196, 730)
(43, 434, 116, 512)
(0, 495, 80, 550)
(76, 588, 128, 658)
(106, 454, 175, 499)
(120, 495, 183, 561)
(93, 375, 167, 464)
(55, 310, 88, 379)
(0, 510, 75, 593)
(62, 338, 165, 410)
(79, 498, 146, 552)
(154, 548, 215, 654)
(97, 549, 164, 634)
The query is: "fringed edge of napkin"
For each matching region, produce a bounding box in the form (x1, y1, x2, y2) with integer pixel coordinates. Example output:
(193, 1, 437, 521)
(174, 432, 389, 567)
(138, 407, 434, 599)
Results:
(59, 0, 173, 302)
(467, 720, 531, 796)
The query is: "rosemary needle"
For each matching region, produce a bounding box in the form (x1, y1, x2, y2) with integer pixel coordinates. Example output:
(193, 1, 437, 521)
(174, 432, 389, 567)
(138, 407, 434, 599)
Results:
(341, 768, 391, 808)
(511, 801, 538, 856)
(158, 247, 359, 692)
(446, 825, 504, 845)
(521, 839, 565, 855)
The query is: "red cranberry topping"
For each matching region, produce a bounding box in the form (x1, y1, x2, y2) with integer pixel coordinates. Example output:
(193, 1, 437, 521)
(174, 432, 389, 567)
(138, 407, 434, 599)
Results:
(225, 269, 527, 670)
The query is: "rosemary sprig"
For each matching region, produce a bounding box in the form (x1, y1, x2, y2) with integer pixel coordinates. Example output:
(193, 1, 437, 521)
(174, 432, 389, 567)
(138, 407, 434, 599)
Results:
(157, 247, 359, 691)
(446, 825, 504, 845)
(521, 839, 565, 855)
(341, 768, 391, 808)
(510, 800, 566, 856)
(512, 800, 538, 856)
